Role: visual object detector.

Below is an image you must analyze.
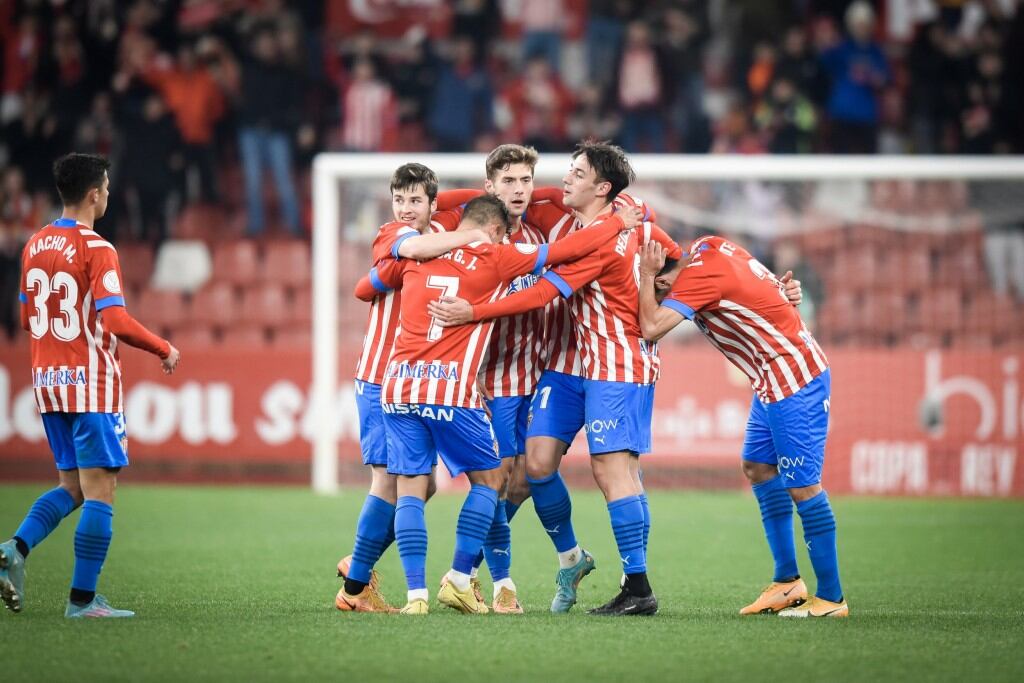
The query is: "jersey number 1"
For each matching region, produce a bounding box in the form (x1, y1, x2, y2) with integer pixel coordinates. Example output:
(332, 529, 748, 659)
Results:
(26, 268, 81, 341)
(426, 275, 460, 341)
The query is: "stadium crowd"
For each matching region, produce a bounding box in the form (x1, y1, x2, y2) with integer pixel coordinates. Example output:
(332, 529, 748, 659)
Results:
(1, 0, 1022, 346)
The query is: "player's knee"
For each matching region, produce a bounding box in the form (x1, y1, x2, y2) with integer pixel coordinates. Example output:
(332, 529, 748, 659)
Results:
(787, 483, 823, 503)
(59, 482, 85, 508)
(506, 476, 531, 505)
(425, 475, 438, 501)
(741, 460, 778, 484)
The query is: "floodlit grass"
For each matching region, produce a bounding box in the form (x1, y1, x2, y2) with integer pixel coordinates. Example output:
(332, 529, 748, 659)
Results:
(1, 484, 1022, 682)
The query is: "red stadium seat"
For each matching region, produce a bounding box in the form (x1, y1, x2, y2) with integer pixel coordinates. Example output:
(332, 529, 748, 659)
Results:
(264, 241, 311, 288)
(212, 242, 261, 287)
(273, 327, 311, 348)
(168, 324, 217, 348)
(290, 287, 312, 325)
(190, 283, 240, 327)
(174, 205, 229, 242)
(134, 290, 189, 331)
(241, 284, 288, 327)
(219, 325, 269, 347)
(116, 243, 155, 290)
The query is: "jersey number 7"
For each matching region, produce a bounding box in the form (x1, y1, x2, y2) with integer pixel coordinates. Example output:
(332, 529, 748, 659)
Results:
(426, 275, 460, 341)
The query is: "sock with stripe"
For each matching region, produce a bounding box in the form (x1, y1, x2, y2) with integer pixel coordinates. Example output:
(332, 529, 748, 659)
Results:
(608, 495, 649, 597)
(14, 486, 78, 557)
(450, 485, 498, 590)
(472, 498, 523, 571)
(394, 496, 428, 596)
(639, 492, 651, 557)
(344, 494, 396, 594)
(528, 471, 578, 556)
(482, 500, 512, 582)
(796, 491, 843, 602)
(70, 500, 113, 605)
(752, 476, 799, 582)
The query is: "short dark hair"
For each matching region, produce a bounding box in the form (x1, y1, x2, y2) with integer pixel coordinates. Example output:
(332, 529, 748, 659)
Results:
(53, 153, 110, 205)
(462, 194, 511, 236)
(485, 144, 539, 181)
(571, 139, 635, 202)
(390, 163, 438, 202)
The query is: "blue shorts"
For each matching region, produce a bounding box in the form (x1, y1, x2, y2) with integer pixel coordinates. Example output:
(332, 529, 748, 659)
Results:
(41, 412, 129, 471)
(742, 370, 831, 488)
(582, 380, 655, 455)
(383, 404, 501, 477)
(355, 380, 387, 466)
(527, 370, 585, 444)
(488, 395, 530, 458)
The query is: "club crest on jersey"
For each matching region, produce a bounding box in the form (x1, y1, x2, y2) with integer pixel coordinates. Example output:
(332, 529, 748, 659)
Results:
(102, 270, 122, 294)
(514, 243, 539, 255)
(33, 366, 87, 388)
(385, 360, 460, 381)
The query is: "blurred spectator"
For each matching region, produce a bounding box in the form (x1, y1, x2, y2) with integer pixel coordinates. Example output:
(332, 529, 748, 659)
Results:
(661, 5, 710, 153)
(567, 84, 619, 143)
(586, 0, 634, 89)
(711, 104, 765, 155)
(819, 1, 891, 153)
(2, 87, 62, 193)
(613, 21, 668, 152)
(775, 26, 826, 106)
(389, 34, 437, 135)
(236, 25, 302, 237)
(139, 41, 227, 203)
(427, 37, 494, 151)
(1, 13, 42, 124)
(520, 0, 565, 68)
(746, 42, 777, 103)
(959, 50, 1012, 154)
(754, 76, 817, 154)
(499, 55, 574, 152)
(341, 58, 397, 152)
(452, 0, 501, 65)
(906, 21, 953, 153)
(976, 181, 1024, 302)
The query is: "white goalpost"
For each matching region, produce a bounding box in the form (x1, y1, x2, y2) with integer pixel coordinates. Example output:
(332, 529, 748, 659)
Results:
(311, 153, 1024, 494)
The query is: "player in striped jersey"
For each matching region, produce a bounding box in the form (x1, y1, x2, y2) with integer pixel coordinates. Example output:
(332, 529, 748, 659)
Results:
(1, 154, 180, 618)
(362, 195, 641, 614)
(638, 236, 847, 618)
(430, 142, 681, 616)
(337, 163, 494, 613)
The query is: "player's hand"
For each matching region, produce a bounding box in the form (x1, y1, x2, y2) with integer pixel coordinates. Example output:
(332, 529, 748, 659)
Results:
(428, 297, 473, 327)
(617, 206, 644, 231)
(780, 271, 802, 305)
(639, 241, 666, 277)
(161, 344, 180, 375)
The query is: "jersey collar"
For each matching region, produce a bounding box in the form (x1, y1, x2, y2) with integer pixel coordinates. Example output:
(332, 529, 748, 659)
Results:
(52, 218, 78, 228)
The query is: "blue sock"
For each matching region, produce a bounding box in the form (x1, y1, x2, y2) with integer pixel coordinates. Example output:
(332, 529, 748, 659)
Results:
(14, 487, 77, 553)
(452, 485, 498, 575)
(797, 491, 843, 602)
(608, 495, 646, 575)
(71, 500, 113, 594)
(752, 476, 799, 581)
(349, 495, 396, 585)
(394, 496, 427, 591)
(473, 498, 522, 570)
(505, 500, 521, 523)
(639, 492, 650, 557)
(528, 471, 578, 552)
(482, 500, 512, 581)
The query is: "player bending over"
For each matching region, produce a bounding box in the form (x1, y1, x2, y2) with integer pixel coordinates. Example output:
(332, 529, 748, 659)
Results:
(364, 194, 640, 614)
(638, 236, 847, 618)
(0, 153, 180, 618)
(429, 142, 681, 616)
(336, 163, 495, 613)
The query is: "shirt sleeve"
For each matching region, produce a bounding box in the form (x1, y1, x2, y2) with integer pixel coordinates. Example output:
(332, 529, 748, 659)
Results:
(435, 188, 483, 211)
(494, 243, 549, 281)
(86, 242, 127, 311)
(545, 248, 606, 297)
(647, 223, 683, 260)
(371, 222, 418, 263)
(373, 258, 409, 290)
(662, 254, 725, 319)
(615, 191, 657, 224)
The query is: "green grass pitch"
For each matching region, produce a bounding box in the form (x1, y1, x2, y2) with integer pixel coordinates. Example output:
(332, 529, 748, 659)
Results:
(1, 484, 1022, 682)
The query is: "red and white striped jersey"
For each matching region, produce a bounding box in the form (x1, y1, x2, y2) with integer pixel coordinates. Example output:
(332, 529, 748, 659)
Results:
(663, 236, 829, 403)
(19, 219, 126, 413)
(478, 220, 548, 397)
(525, 191, 659, 377)
(375, 241, 554, 409)
(546, 217, 682, 384)
(354, 219, 448, 385)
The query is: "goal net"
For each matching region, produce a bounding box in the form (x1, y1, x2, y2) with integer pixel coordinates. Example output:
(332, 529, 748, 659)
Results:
(312, 154, 1024, 497)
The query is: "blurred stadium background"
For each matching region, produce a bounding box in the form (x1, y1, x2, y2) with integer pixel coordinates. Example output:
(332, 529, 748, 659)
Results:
(0, 0, 1022, 499)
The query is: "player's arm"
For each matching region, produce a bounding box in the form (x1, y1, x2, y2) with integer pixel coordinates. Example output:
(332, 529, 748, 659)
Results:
(354, 259, 406, 301)
(428, 277, 562, 327)
(638, 242, 685, 341)
(529, 186, 570, 213)
(436, 189, 484, 211)
(87, 246, 179, 373)
(392, 228, 489, 261)
(616, 191, 658, 224)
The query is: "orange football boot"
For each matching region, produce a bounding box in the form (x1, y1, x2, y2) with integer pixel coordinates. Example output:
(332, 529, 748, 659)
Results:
(739, 578, 808, 615)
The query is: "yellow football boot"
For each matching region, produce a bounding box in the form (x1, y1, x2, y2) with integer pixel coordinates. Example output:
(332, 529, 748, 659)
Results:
(739, 578, 808, 615)
(399, 598, 429, 615)
(438, 575, 489, 614)
(335, 585, 397, 613)
(778, 596, 849, 618)
(492, 587, 524, 614)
